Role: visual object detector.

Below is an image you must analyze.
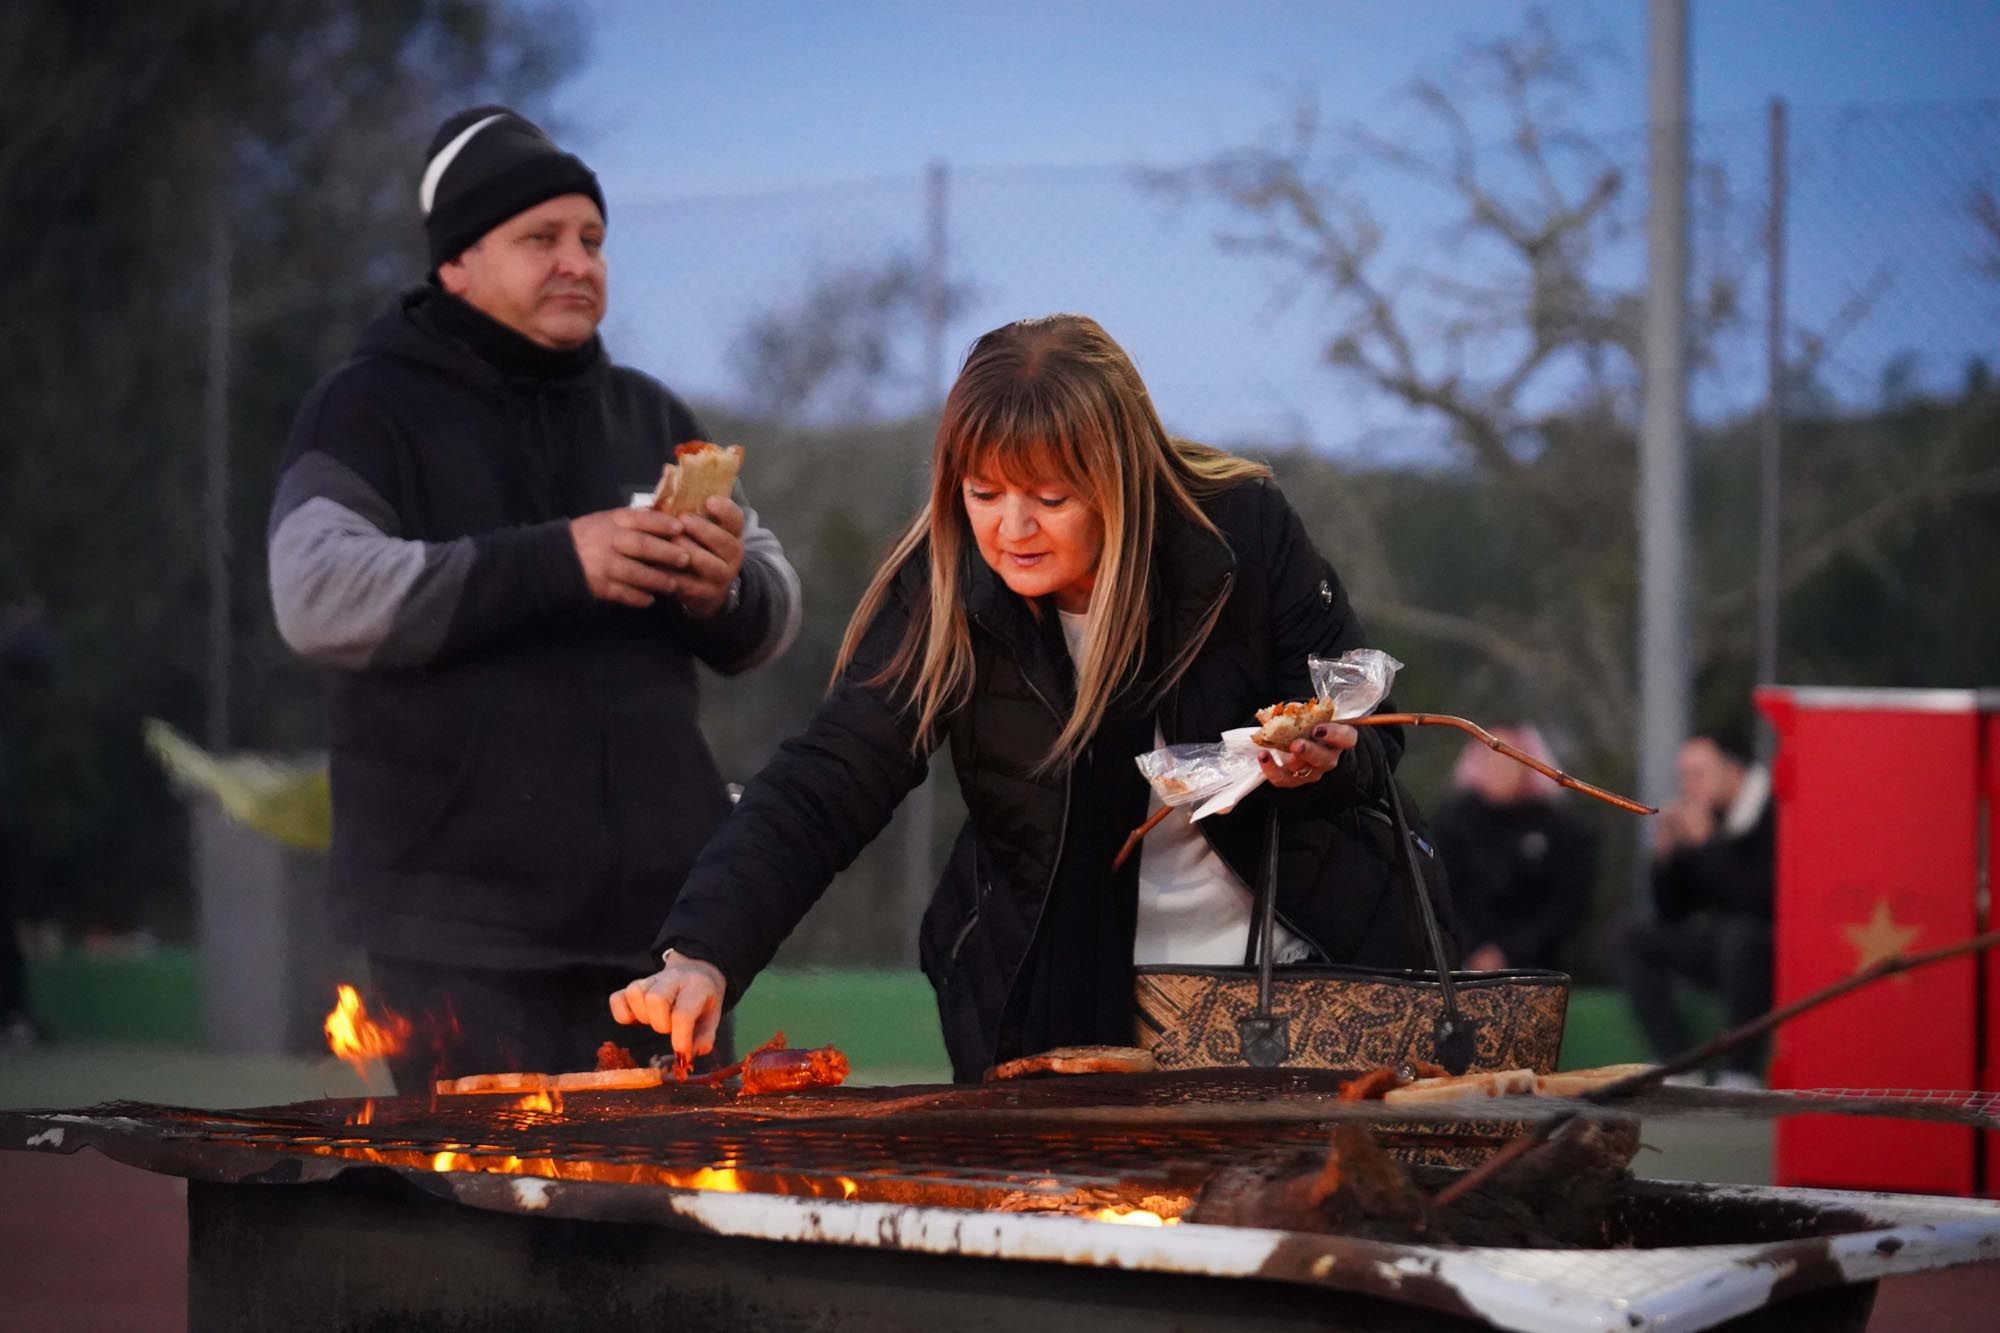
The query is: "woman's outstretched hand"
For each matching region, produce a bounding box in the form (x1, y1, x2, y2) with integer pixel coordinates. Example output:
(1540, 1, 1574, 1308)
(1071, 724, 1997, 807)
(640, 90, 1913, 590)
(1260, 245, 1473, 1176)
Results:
(1256, 721, 1357, 788)
(609, 950, 726, 1062)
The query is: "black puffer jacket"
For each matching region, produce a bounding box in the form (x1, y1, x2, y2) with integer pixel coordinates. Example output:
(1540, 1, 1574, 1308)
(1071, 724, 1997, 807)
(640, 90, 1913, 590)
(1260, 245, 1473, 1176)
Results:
(658, 477, 1452, 1078)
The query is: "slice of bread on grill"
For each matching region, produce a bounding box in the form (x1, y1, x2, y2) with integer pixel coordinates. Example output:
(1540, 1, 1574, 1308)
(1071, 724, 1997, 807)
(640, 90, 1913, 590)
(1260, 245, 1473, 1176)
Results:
(1532, 1063, 1658, 1098)
(435, 1067, 665, 1095)
(984, 1045, 1159, 1082)
(1380, 1068, 1539, 1103)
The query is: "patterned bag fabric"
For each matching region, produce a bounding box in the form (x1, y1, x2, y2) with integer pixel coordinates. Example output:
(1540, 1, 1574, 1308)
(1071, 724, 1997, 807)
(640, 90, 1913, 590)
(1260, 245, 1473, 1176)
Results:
(1133, 964, 1570, 1072)
(1132, 757, 1570, 1076)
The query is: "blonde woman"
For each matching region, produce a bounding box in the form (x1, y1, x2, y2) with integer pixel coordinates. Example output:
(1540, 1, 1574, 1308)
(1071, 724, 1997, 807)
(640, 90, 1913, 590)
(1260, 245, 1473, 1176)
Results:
(612, 314, 1454, 1080)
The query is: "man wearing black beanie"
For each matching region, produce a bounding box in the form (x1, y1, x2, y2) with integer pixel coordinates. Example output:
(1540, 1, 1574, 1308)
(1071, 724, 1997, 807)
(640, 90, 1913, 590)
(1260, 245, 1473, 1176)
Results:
(268, 106, 801, 1091)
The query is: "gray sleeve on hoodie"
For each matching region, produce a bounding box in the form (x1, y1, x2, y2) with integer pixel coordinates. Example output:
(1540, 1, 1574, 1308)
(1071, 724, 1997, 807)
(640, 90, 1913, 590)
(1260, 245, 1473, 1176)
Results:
(268, 449, 583, 669)
(686, 495, 802, 676)
(268, 450, 475, 669)
(270, 448, 797, 675)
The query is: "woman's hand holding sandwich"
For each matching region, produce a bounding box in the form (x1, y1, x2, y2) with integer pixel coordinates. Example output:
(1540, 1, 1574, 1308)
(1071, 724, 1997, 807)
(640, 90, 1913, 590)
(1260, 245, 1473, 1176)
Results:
(1254, 721, 1358, 788)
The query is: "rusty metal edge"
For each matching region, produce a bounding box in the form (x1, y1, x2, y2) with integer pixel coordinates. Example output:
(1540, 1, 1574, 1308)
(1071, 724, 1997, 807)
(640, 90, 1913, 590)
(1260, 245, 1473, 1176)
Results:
(8, 1108, 2000, 1333)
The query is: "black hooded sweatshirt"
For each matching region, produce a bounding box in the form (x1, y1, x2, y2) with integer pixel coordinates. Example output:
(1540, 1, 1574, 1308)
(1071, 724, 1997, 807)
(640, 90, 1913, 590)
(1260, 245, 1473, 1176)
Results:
(268, 287, 800, 970)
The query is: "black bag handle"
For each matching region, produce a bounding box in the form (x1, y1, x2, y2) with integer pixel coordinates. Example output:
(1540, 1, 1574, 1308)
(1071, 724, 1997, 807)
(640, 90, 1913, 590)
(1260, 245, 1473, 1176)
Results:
(1242, 730, 1474, 1073)
(1236, 801, 1291, 1067)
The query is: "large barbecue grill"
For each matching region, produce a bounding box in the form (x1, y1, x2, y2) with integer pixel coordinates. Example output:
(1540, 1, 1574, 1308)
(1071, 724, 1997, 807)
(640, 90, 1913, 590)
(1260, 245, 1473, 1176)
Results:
(7, 1071, 2000, 1331)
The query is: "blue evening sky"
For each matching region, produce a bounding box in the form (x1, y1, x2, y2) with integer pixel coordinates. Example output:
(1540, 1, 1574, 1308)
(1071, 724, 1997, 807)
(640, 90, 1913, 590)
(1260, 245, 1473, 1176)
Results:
(556, 3, 1998, 450)
(564, 1, 1996, 201)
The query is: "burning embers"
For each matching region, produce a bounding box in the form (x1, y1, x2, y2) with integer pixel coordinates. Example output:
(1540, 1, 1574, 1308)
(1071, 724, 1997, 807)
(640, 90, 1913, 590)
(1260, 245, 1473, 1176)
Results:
(305, 1140, 866, 1203)
(994, 1183, 1189, 1226)
(250, 1060, 1659, 1238)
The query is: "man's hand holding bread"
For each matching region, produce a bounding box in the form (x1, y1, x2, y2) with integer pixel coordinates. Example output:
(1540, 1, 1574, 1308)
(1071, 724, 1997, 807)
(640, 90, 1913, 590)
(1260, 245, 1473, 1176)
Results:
(570, 442, 747, 614)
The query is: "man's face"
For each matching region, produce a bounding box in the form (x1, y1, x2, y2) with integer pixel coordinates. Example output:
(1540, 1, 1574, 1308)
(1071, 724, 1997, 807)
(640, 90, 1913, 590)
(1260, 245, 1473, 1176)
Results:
(438, 194, 607, 349)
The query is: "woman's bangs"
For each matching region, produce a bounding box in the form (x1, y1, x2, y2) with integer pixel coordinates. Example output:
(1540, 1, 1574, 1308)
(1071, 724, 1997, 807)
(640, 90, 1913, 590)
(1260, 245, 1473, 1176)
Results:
(962, 406, 1091, 496)
(973, 437, 1084, 493)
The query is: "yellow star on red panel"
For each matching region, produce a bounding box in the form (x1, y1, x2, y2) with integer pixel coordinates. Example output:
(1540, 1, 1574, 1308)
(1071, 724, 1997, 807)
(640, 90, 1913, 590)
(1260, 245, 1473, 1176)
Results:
(1843, 899, 1921, 975)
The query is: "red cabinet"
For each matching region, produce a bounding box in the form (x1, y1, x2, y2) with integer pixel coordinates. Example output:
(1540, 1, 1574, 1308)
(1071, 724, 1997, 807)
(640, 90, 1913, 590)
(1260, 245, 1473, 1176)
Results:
(1754, 686, 1994, 1195)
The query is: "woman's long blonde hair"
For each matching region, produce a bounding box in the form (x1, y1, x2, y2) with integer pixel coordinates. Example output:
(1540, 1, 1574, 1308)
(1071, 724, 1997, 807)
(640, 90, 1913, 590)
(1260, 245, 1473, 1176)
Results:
(834, 314, 1269, 772)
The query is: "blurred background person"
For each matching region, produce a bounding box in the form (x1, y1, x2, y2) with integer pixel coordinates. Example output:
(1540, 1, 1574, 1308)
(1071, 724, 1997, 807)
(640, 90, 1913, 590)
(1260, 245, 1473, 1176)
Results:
(1, 599, 55, 1049)
(1430, 726, 1598, 973)
(1617, 731, 1774, 1089)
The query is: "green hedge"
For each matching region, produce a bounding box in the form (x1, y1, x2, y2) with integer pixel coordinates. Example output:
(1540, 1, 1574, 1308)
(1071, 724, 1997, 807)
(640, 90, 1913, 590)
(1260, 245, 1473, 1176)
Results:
(24, 950, 1705, 1075)
(734, 968, 950, 1076)
(25, 946, 202, 1045)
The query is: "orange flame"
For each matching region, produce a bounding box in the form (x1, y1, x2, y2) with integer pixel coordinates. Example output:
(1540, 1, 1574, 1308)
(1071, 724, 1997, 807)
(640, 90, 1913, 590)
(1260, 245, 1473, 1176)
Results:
(687, 1165, 744, 1192)
(1088, 1207, 1179, 1226)
(298, 1140, 865, 1201)
(324, 983, 411, 1085)
(346, 1099, 376, 1126)
(509, 1091, 563, 1115)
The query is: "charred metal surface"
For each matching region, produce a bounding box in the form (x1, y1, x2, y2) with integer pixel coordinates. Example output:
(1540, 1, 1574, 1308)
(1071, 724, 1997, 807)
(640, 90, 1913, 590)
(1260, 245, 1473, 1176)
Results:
(1258, 1233, 1484, 1324)
(10, 1080, 2000, 1332)
(0, 1072, 1534, 1206)
(1607, 1179, 1874, 1248)
(189, 1171, 1485, 1332)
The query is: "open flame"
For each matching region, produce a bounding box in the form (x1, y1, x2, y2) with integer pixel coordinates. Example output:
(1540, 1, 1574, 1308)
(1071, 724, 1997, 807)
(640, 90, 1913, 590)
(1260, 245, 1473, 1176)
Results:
(324, 983, 411, 1084)
(687, 1164, 745, 1192)
(509, 1091, 563, 1115)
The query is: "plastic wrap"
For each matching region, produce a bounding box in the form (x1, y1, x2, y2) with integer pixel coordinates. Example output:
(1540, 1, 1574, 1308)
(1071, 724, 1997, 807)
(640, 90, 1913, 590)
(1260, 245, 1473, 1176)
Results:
(1132, 728, 1264, 810)
(1307, 647, 1403, 720)
(1132, 648, 1403, 820)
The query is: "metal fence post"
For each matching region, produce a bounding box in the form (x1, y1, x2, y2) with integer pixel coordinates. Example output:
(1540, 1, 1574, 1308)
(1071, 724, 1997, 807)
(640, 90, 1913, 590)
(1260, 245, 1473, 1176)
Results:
(1756, 99, 1788, 761)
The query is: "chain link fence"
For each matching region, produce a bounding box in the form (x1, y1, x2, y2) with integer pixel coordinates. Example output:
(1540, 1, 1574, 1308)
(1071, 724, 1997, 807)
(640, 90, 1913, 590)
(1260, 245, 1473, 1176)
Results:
(596, 96, 2000, 964)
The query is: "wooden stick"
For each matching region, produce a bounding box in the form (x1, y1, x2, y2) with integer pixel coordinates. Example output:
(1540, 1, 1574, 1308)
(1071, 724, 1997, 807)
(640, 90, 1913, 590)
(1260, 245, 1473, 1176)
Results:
(1110, 805, 1173, 871)
(1429, 926, 2000, 1210)
(1115, 709, 1652, 869)
(682, 1031, 788, 1086)
(1354, 713, 1655, 814)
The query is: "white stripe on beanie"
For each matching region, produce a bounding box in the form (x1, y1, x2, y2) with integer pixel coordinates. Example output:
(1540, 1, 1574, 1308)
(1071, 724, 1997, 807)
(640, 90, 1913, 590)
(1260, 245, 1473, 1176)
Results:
(419, 112, 508, 216)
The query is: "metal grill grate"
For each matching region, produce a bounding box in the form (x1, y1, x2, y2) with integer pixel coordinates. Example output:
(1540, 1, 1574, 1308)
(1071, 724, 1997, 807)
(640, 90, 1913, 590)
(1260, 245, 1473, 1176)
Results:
(71, 1069, 1524, 1206)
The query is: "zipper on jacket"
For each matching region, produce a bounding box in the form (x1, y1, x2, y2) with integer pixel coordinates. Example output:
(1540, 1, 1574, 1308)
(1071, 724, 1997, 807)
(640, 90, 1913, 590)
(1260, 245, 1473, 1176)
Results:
(987, 632, 1073, 1013)
(1013, 649, 1072, 919)
(945, 866, 989, 972)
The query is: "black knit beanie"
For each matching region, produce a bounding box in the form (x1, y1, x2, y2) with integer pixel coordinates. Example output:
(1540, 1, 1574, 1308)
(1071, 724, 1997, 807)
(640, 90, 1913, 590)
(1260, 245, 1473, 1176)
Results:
(420, 105, 606, 272)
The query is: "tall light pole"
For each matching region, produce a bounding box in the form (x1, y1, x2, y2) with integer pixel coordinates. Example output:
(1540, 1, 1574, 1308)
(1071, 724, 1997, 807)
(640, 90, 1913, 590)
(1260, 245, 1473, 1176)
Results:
(899, 160, 950, 958)
(1637, 0, 1691, 889)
